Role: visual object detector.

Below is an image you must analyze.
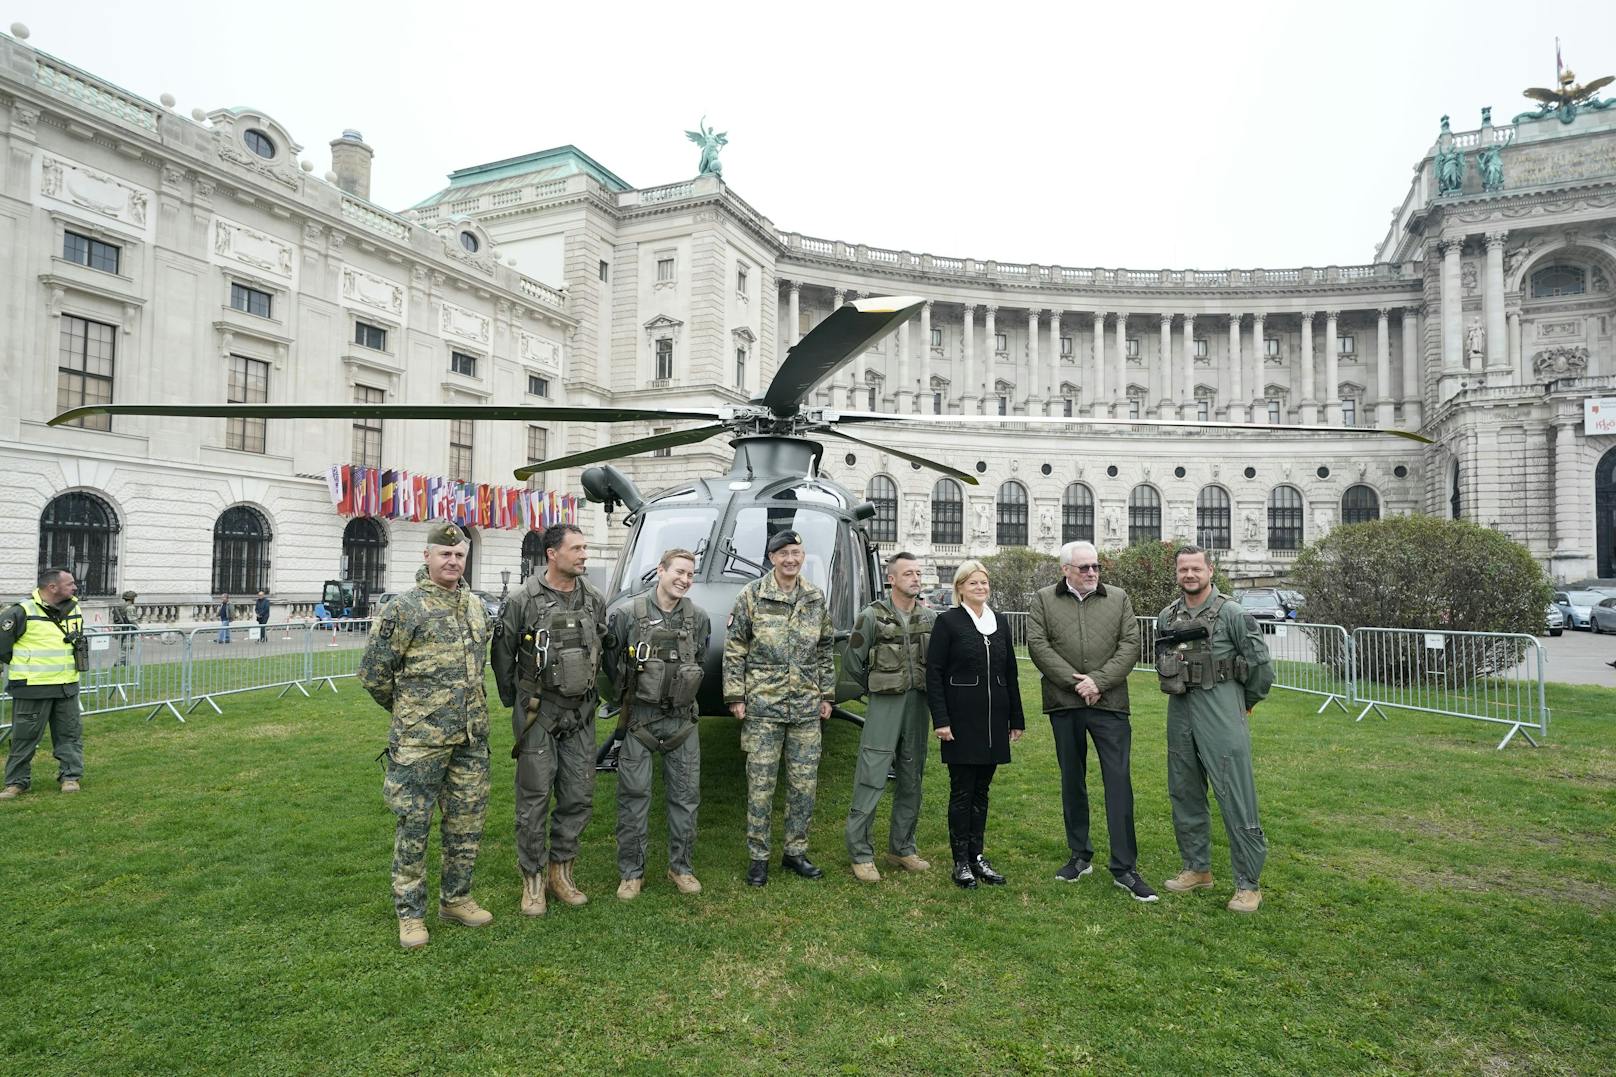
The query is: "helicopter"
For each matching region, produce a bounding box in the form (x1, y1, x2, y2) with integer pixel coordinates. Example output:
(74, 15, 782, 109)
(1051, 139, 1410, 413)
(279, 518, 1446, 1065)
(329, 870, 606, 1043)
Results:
(51, 295, 1431, 755)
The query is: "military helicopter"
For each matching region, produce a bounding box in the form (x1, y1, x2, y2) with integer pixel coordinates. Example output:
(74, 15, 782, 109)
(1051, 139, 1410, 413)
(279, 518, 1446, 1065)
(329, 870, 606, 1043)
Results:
(51, 296, 1430, 750)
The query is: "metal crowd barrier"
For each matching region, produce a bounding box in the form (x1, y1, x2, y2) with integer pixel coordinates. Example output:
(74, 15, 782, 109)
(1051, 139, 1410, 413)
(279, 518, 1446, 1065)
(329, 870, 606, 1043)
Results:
(1265, 622, 1353, 713)
(307, 617, 374, 692)
(185, 621, 321, 714)
(1351, 628, 1548, 750)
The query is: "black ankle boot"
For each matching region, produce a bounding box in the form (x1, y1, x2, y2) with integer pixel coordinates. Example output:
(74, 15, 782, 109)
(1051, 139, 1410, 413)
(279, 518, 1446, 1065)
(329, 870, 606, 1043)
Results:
(973, 854, 1006, 885)
(952, 860, 979, 889)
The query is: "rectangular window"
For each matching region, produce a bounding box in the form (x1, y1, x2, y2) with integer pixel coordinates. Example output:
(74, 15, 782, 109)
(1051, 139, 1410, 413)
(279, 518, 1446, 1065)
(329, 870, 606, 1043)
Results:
(930, 327, 942, 348)
(525, 426, 548, 489)
(656, 257, 675, 282)
(1265, 336, 1281, 357)
(736, 347, 746, 388)
(226, 355, 269, 454)
(230, 282, 272, 318)
(353, 384, 383, 468)
(354, 321, 386, 351)
(1339, 334, 1356, 355)
(1194, 338, 1209, 359)
(997, 394, 1008, 416)
(527, 373, 549, 397)
(1267, 400, 1282, 424)
(994, 333, 1007, 353)
(598, 259, 609, 282)
(1059, 335, 1073, 358)
(450, 351, 477, 378)
(736, 264, 748, 292)
(56, 314, 116, 431)
(932, 391, 943, 414)
(449, 419, 474, 479)
(652, 426, 671, 458)
(1342, 398, 1357, 427)
(655, 338, 674, 380)
(64, 230, 120, 274)
(1126, 337, 1140, 358)
(867, 386, 877, 410)
(801, 310, 812, 336)
(1197, 399, 1210, 421)
(1129, 398, 1141, 420)
(1062, 398, 1074, 418)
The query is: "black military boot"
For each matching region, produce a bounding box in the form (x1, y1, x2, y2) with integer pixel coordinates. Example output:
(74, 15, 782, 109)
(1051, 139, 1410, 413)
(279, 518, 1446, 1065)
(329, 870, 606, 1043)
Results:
(950, 837, 977, 889)
(781, 853, 824, 879)
(746, 859, 769, 887)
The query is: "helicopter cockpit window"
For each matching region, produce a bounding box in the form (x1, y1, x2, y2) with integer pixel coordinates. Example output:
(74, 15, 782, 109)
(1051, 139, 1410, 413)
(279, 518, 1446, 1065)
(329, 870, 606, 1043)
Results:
(620, 506, 717, 587)
(724, 505, 839, 591)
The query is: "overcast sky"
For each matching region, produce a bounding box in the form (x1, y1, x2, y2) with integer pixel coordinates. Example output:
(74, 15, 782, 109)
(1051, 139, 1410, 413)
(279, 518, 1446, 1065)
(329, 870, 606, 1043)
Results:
(14, 0, 1616, 268)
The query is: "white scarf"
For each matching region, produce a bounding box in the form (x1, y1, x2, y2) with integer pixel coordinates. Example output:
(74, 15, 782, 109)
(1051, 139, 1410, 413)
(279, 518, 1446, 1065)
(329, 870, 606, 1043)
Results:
(963, 602, 997, 638)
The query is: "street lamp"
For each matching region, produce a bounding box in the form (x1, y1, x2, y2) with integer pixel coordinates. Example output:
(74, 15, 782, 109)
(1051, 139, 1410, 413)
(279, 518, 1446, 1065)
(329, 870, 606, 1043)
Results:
(499, 568, 510, 602)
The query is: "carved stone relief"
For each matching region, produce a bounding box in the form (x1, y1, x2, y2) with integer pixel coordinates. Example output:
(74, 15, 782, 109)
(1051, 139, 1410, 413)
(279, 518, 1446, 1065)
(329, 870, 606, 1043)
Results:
(339, 266, 406, 317)
(439, 301, 491, 345)
(39, 153, 151, 231)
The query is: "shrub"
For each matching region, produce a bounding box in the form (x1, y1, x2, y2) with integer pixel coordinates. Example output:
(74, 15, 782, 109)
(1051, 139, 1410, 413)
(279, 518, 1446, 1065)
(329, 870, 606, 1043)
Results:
(979, 547, 1061, 614)
(1098, 540, 1233, 620)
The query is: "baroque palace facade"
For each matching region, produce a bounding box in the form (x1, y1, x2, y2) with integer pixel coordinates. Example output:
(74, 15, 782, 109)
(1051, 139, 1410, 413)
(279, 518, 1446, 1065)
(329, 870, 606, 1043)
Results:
(3, 27, 1615, 619)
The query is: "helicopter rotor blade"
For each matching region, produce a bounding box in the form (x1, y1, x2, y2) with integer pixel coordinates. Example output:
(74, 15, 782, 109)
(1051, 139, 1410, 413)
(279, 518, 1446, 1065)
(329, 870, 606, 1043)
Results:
(827, 410, 1434, 445)
(512, 423, 729, 480)
(761, 296, 924, 417)
(47, 402, 724, 428)
(818, 426, 980, 485)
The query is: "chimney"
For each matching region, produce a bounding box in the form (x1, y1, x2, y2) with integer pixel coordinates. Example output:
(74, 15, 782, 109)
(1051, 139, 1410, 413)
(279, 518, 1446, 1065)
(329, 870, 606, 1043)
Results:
(329, 129, 373, 200)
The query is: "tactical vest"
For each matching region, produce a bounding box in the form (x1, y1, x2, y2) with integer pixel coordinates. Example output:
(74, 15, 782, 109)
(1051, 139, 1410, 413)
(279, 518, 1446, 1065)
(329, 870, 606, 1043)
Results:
(9, 594, 87, 685)
(619, 592, 704, 752)
(866, 603, 931, 695)
(515, 587, 602, 741)
(1156, 595, 1246, 695)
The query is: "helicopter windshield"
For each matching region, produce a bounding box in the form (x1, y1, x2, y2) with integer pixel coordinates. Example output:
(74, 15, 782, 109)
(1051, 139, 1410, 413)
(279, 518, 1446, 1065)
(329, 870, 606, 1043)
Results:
(723, 505, 840, 592)
(620, 505, 718, 587)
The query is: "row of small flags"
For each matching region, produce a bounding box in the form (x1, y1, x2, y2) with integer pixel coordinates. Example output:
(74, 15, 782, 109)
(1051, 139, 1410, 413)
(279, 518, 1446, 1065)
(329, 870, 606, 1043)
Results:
(323, 464, 579, 531)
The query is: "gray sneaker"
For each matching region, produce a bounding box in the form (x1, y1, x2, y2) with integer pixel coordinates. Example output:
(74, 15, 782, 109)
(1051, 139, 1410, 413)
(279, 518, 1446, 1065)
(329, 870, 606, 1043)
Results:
(1054, 856, 1093, 882)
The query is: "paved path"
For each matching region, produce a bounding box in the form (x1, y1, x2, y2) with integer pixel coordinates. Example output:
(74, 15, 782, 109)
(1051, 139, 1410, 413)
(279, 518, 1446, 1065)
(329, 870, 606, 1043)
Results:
(1540, 628, 1616, 688)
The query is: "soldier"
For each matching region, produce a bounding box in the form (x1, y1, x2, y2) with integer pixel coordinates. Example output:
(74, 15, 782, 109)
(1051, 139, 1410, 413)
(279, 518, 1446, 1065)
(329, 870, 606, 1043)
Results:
(1154, 545, 1276, 914)
(0, 568, 86, 800)
(842, 551, 936, 882)
(110, 590, 139, 667)
(492, 523, 607, 917)
(723, 529, 836, 887)
(358, 523, 494, 949)
(602, 548, 710, 900)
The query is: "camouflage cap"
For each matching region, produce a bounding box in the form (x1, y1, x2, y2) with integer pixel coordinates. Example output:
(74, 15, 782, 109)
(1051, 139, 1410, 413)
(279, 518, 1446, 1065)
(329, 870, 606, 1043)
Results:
(121, 590, 138, 601)
(426, 522, 468, 547)
(766, 529, 804, 554)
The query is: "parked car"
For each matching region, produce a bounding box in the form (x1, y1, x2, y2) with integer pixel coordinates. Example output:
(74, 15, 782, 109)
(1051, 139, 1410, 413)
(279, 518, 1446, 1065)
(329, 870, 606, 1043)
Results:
(1544, 604, 1565, 637)
(1590, 597, 1616, 634)
(373, 591, 401, 613)
(471, 590, 503, 619)
(1234, 588, 1289, 630)
(919, 586, 954, 611)
(1552, 590, 1604, 630)
(1278, 590, 1306, 620)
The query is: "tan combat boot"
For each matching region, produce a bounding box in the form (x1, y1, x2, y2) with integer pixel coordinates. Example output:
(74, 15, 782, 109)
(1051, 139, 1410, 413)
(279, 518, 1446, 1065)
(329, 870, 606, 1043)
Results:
(0, 786, 22, 800)
(439, 897, 493, 927)
(889, 853, 931, 872)
(851, 862, 881, 883)
(666, 869, 702, 894)
(616, 877, 642, 901)
(520, 872, 547, 917)
(1163, 869, 1215, 893)
(1227, 888, 1263, 914)
(60, 779, 81, 793)
(398, 917, 429, 949)
(547, 860, 588, 906)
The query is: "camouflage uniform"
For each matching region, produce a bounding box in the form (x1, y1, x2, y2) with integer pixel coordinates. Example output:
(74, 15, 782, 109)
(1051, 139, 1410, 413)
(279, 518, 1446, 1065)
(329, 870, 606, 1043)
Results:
(723, 573, 836, 861)
(109, 592, 139, 667)
(491, 571, 607, 877)
(602, 594, 711, 879)
(359, 564, 491, 921)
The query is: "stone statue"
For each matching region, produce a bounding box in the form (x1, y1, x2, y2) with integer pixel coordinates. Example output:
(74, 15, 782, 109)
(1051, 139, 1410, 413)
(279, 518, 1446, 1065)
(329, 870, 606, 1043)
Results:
(1465, 324, 1485, 365)
(1478, 144, 1505, 192)
(1436, 144, 1465, 195)
(1104, 506, 1121, 540)
(1172, 506, 1192, 541)
(1242, 511, 1260, 544)
(685, 117, 728, 177)
(1314, 504, 1334, 535)
(972, 501, 993, 543)
(909, 498, 928, 534)
(1038, 505, 1056, 542)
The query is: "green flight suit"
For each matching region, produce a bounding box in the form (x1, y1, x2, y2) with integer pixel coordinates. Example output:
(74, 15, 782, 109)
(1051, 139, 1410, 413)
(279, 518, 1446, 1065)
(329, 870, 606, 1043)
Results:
(1156, 587, 1275, 891)
(842, 597, 935, 864)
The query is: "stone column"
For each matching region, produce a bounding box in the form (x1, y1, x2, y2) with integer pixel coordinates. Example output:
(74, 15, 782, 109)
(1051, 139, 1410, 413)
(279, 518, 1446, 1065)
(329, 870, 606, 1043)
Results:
(983, 305, 998, 409)
(1091, 311, 1107, 416)
(893, 318, 911, 413)
(1484, 231, 1510, 383)
(1551, 420, 1584, 571)
(1324, 310, 1341, 425)
(1401, 307, 1423, 429)
(1026, 308, 1040, 413)
(1252, 313, 1266, 419)
(823, 288, 844, 404)
(960, 303, 977, 414)
(1375, 308, 1393, 428)
(1181, 313, 1197, 419)
(1158, 314, 1173, 417)
(1047, 309, 1062, 415)
(848, 290, 865, 407)
(918, 300, 932, 413)
(1300, 312, 1318, 424)
(1508, 310, 1524, 385)
(787, 281, 801, 348)
(1228, 313, 1244, 423)
(1439, 239, 1464, 401)
(1112, 313, 1127, 413)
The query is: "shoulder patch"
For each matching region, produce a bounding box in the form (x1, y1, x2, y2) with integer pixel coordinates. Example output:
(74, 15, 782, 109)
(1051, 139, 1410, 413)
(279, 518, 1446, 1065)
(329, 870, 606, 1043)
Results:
(379, 619, 394, 639)
(0, 617, 12, 632)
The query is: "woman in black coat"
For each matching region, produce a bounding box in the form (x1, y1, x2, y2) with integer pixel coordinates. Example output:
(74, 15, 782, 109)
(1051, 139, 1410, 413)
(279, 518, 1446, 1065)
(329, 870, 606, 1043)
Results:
(925, 559, 1025, 889)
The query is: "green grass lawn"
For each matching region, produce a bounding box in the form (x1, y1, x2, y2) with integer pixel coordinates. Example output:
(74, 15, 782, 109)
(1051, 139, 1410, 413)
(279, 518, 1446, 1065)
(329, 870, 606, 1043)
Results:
(3, 665, 1613, 1075)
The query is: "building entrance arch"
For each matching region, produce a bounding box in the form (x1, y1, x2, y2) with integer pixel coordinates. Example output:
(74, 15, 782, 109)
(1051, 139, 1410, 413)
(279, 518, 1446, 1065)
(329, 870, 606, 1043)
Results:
(1597, 448, 1616, 579)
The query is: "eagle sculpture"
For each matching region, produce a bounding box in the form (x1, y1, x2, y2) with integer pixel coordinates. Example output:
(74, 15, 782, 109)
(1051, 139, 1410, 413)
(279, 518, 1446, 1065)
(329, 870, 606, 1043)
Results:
(1522, 68, 1614, 111)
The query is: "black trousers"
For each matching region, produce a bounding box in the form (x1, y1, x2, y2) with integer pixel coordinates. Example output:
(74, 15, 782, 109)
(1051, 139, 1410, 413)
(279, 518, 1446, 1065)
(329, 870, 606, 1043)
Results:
(946, 762, 997, 861)
(1050, 707, 1138, 876)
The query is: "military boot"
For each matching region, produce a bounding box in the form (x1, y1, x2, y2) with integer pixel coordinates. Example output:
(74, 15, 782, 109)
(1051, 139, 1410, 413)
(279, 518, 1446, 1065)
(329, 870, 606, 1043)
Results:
(0, 786, 23, 800)
(439, 897, 493, 927)
(521, 872, 547, 917)
(1164, 869, 1215, 893)
(851, 862, 881, 883)
(667, 869, 702, 894)
(889, 853, 931, 872)
(547, 859, 588, 906)
(398, 918, 429, 950)
(1227, 888, 1263, 914)
(616, 878, 642, 901)
(60, 779, 80, 794)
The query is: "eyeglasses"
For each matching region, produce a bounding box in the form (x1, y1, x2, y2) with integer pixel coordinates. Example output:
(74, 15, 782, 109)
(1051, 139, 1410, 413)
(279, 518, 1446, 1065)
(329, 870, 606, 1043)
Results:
(1066, 563, 1100, 573)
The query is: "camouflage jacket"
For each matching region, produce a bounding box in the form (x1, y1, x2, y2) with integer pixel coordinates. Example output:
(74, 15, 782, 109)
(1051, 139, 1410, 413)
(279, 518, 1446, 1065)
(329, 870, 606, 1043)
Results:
(359, 569, 491, 749)
(722, 572, 835, 722)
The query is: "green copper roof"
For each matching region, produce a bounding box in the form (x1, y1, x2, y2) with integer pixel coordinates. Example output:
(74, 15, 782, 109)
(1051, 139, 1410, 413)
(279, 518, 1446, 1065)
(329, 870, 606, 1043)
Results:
(411, 145, 631, 208)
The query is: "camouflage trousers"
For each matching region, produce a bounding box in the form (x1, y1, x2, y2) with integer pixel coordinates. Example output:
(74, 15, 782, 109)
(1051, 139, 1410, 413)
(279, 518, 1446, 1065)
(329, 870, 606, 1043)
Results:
(615, 713, 701, 878)
(844, 690, 929, 864)
(514, 713, 596, 875)
(381, 739, 490, 920)
(741, 717, 821, 861)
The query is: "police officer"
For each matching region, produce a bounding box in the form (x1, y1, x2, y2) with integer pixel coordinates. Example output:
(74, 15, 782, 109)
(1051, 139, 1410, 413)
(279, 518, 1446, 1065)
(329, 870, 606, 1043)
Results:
(492, 523, 607, 917)
(110, 589, 139, 667)
(602, 548, 710, 900)
(358, 523, 494, 949)
(723, 529, 835, 887)
(842, 551, 936, 882)
(1154, 545, 1275, 914)
(0, 568, 86, 800)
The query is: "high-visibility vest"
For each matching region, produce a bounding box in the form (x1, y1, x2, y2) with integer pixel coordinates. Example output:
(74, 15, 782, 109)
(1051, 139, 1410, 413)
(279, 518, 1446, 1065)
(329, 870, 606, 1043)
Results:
(7, 590, 83, 685)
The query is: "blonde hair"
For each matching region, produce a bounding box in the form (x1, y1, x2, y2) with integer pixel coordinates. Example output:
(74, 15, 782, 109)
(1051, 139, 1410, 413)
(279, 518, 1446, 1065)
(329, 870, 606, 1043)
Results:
(952, 559, 990, 604)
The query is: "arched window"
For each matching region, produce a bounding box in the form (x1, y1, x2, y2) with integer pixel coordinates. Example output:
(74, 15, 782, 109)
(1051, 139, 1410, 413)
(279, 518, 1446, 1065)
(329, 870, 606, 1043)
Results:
(39, 491, 120, 596)
(931, 479, 963, 545)
(1341, 484, 1380, 524)
(212, 505, 272, 594)
(1128, 485, 1161, 545)
(867, 475, 898, 544)
(1530, 265, 1585, 298)
(1061, 482, 1094, 543)
(1196, 485, 1232, 551)
(342, 517, 387, 593)
(1267, 485, 1304, 550)
(996, 481, 1028, 546)
(521, 530, 544, 581)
